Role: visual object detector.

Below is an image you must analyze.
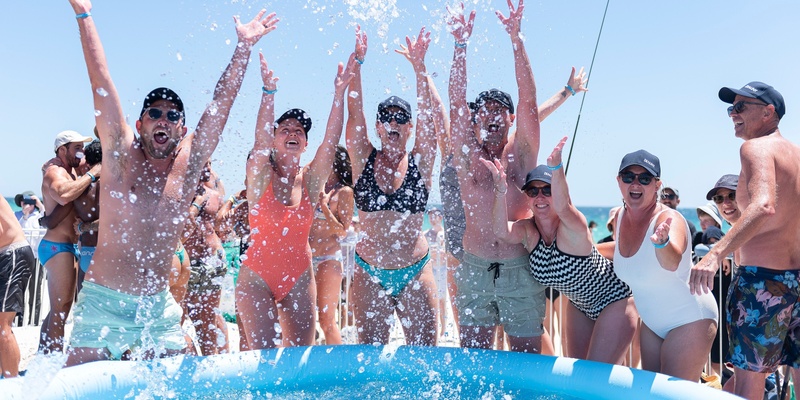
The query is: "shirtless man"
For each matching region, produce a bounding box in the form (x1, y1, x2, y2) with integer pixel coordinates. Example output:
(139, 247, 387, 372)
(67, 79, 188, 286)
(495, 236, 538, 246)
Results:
(66, 0, 276, 366)
(690, 81, 797, 399)
(0, 195, 36, 378)
(38, 129, 95, 353)
(447, 1, 551, 353)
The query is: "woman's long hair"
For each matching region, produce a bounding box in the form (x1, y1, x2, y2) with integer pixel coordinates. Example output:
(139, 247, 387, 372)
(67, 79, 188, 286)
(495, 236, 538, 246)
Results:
(333, 145, 353, 188)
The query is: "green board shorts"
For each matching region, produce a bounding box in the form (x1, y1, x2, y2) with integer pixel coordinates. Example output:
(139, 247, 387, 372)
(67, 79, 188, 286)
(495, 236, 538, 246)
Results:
(455, 252, 546, 337)
(70, 281, 186, 359)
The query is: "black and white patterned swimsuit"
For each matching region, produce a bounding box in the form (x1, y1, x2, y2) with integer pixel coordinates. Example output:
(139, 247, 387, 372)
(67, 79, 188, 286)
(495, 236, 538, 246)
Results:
(528, 238, 632, 320)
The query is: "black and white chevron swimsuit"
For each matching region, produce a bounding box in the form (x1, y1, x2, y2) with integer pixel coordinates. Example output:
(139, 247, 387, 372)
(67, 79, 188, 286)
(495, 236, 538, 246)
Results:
(528, 238, 632, 320)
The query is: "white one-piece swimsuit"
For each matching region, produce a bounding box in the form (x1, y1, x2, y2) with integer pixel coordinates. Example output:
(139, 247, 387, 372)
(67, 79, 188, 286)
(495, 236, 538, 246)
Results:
(613, 208, 718, 339)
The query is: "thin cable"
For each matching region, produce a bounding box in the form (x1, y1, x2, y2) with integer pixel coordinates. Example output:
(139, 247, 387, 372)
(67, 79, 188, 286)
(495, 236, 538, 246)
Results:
(564, 0, 610, 176)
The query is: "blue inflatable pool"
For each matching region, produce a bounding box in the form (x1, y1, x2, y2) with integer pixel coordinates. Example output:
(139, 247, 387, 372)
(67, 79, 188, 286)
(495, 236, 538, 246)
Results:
(1, 345, 740, 399)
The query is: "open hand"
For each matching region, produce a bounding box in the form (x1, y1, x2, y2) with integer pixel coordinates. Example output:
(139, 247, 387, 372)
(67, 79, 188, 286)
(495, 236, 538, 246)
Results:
(447, 3, 476, 44)
(395, 27, 431, 72)
(547, 136, 568, 169)
(479, 158, 508, 194)
(234, 9, 279, 48)
(496, 0, 525, 37)
(259, 53, 279, 91)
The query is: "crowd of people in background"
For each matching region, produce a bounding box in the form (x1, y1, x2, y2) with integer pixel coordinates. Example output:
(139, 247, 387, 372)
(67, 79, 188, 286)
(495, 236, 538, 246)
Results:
(1, 1, 797, 399)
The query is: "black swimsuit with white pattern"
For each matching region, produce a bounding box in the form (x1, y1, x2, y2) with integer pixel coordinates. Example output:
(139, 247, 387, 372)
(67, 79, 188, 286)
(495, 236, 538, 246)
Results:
(528, 238, 632, 320)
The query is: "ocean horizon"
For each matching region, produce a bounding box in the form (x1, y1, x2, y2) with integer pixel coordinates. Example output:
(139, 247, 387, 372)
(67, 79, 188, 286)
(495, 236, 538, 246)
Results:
(7, 196, 705, 243)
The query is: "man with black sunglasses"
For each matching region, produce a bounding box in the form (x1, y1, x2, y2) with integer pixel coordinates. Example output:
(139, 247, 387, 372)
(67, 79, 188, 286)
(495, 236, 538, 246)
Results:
(65, 0, 277, 366)
(691, 81, 800, 399)
(447, 0, 555, 354)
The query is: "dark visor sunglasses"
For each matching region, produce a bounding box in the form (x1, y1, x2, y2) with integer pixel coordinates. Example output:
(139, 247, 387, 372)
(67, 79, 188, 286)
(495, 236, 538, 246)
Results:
(146, 108, 183, 123)
(378, 111, 410, 125)
(619, 171, 655, 185)
(712, 192, 736, 204)
(525, 186, 551, 197)
(727, 101, 767, 116)
(660, 193, 677, 200)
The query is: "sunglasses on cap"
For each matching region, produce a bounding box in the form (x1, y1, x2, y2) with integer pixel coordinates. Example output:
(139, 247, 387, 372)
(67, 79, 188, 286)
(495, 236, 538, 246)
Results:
(660, 193, 677, 201)
(619, 171, 656, 185)
(712, 192, 736, 204)
(145, 108, 183, 123)
(727, 101, 767, 117)
(525, 186, 551, 198)
(378, 111, 410, 125)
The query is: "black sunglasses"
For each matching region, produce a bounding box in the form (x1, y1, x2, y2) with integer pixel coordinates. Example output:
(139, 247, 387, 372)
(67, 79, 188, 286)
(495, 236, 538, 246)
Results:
(378, 111, 410, 125)
(619, 171, 656, 185)
(727, 101, 767, 116)
(712, 192, 736, 204)
(660, 193, 677, 201)
(525, 186, 551, 198)
(146, 108, 183, 123)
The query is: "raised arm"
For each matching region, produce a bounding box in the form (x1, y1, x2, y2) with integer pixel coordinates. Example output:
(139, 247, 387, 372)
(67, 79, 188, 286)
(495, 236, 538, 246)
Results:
(547, 137, 592, 253)
(539, 67, 587, 121)
(306, 55, 358, 202)
(479, 158, 530, 245)
(345, 27, 372, 179)
(189, 10, 278, 174)
(246, 53, 278, 207)
(396, 28, 437, 188)
(447, 5, 478, 177)
(429, 70, 452, 166)
(69, 0, 131, 166)
(497, 0, 539, 180)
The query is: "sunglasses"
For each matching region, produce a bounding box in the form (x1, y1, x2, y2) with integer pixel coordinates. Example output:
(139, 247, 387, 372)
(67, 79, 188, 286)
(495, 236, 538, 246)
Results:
(727, 101, 767, 116)
(712, 192, 736, 204)
(619, 171, 656, 185)
(660, 193, 677, 201)
(146, 108, 183, 123)
(378, 111, 410, 125)
(525, 186, 552, 198)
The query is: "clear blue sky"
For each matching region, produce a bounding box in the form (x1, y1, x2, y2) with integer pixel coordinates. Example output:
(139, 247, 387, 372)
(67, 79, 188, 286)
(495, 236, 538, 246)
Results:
(2, 1, 798, 208)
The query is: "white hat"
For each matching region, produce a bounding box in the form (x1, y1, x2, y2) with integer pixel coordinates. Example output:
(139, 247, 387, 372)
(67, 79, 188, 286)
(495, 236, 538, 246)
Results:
(697, 202, 722, 227)
(54, 130, 92, 153)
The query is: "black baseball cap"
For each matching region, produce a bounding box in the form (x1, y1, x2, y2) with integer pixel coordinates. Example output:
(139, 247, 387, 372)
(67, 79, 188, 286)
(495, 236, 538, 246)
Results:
(275, 108, 312, 136)
(706, 174, 739, 200)
(475, 89, 515, 114)
(378, 96, 412, 116)
(618, 149, 660, 177)
(14, 191, 35, 207)
(719, 81, 785, 119)
(140, 87, 185, 120)
(521, 165, 553, 191)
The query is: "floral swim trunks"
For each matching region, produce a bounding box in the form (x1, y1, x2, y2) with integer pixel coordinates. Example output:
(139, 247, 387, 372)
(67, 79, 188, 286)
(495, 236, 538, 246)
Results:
(727, 266, 800, 372)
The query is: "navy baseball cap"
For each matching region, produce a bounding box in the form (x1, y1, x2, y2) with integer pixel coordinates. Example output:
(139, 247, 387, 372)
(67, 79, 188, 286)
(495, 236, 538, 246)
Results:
(475, 89, 515, 114)
(706, 174, 739, 200)
(275, 108, 313, 136)
(618, 149, 660, 177)
(377, 96, 412, 116)
(140, 87, 184, 120)
(719, 81, 785, 119)
(521, 165, 553, 191)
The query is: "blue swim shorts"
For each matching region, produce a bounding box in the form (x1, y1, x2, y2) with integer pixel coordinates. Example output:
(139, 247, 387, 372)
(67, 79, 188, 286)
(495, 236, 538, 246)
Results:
(727, 266, 800, 372)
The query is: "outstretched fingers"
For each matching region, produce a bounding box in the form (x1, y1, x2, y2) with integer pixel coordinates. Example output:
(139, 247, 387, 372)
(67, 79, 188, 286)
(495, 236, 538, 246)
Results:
(547, 136, 568, 167)
(259, 53, 278, 89)
(650, 217, 672, 245)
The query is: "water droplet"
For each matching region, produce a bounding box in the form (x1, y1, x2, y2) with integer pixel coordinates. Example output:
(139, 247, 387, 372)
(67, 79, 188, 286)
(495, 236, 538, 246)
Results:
(129, 193, 137, 203)
(176, 52, 182, 61)
(110, 191, 123, 199)
(282, 227, 289, 236)
(96, 87, 109, 97)
(210, 23, 218, 31)
(94, 109, 102, 117)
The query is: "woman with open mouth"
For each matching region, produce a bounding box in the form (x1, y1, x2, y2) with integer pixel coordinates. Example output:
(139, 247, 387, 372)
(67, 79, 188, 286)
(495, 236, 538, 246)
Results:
(236, 49, 358, 350)
(345, 26, 440, 346)
(611, 149, 718, 382)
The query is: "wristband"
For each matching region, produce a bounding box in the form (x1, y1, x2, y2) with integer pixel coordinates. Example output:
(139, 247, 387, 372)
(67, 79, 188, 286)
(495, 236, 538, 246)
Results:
(355, 57, 365, 65)
(454, 41, 467, 48)
(86, 172, 97, 182)
(76, 12, 92, 19)
(77, 221, 83, 235)
(494, 187, 507, 197)
(653, 235, 670, 249)
(546, 163, 562, 171)
(191, 202, 203, 211)
(262, 87, 278, 95)
(565, 85, 576, 96)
